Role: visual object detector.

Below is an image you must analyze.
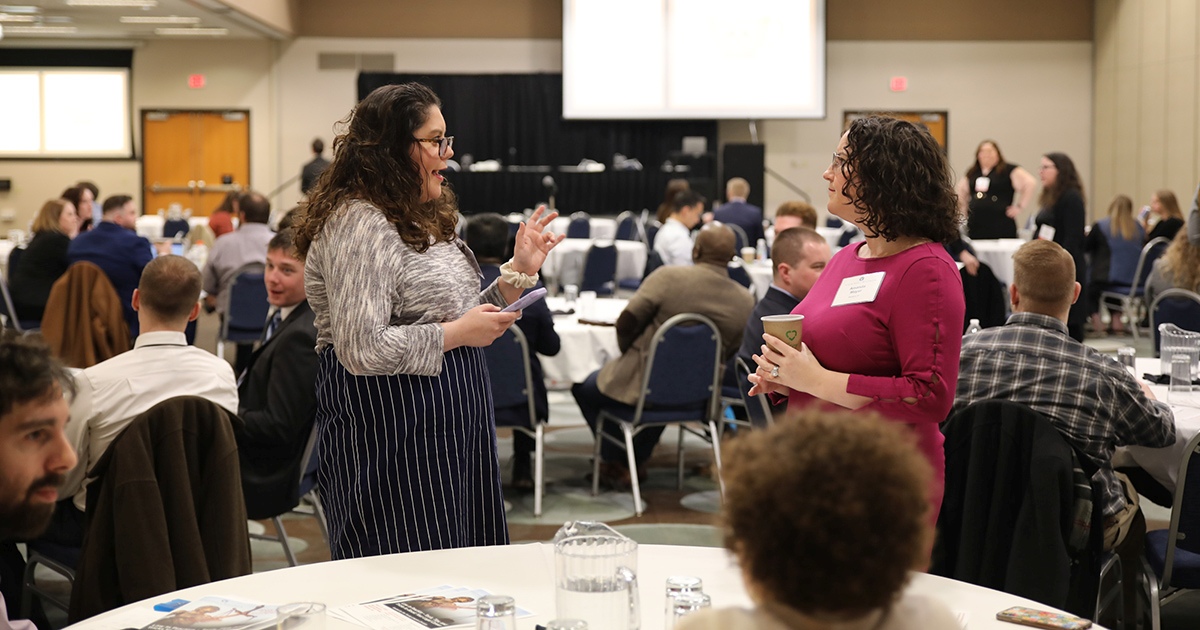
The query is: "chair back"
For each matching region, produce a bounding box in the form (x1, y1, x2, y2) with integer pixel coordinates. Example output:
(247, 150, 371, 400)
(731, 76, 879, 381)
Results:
(7, 246, 23, 282)
(1132, 237, 1172, 295)
(298, 423, 321, 497)
(42, 261, 129, 368)
(727, 263, 752, 289)
(1159, 431, 1200, 588)
(567, 212, 592, 238)
(642, 250, 664, 280)
(482, 325, 537, 429)
(220, 263, 269, 343)
(735, 356, 774, 427)
(615, 211, 641, 241)
(636, 313, 722, 420)
(581, 243, 618, 296)
(1151, 288, 1200, 354)
(0, 274, 24, 332)
(726, 223, 749, 253)
(644, 221, 661, 248)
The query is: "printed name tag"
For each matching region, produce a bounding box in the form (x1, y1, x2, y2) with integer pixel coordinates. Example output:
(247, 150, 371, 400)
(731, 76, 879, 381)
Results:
(974, 176, 990, 193)
(831, 271, 886, 306)
(1037, 224, 1057, 241)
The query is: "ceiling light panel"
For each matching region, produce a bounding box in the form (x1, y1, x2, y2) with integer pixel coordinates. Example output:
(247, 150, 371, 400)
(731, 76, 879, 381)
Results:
(120, 16, 201, 24)
(66, 0, 157, 7)
(154, 27, 227, 36)
(0, 13, 35, 22)
(4, 25, 79, 34)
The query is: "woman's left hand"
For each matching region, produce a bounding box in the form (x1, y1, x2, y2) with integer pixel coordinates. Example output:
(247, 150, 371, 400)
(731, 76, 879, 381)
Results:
(752, 334, 824, 395)
(511, 205, 566, 275)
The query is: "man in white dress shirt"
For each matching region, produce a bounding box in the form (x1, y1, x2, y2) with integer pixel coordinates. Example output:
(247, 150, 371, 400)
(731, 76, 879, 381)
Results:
(46, 255, 238, 546)
(653, 190, 705, 267)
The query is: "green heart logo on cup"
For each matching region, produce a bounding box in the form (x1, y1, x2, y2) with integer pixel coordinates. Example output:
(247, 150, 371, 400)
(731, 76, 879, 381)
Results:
(761, 314, 804, 349)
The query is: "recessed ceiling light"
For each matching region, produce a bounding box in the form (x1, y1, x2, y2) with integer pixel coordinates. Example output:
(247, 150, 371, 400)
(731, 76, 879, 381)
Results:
(0, 13, 36, 22)
(120, 15, 201, 24)
(67, 0, 157, 7)
(0, 5, 41, 14)
(4, 25, 79, 34)
(155, 27, 227, 36)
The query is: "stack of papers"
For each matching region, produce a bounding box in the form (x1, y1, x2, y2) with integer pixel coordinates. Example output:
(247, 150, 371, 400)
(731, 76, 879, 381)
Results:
(142, 597, 279, 630)
(332, 585, 533, 629)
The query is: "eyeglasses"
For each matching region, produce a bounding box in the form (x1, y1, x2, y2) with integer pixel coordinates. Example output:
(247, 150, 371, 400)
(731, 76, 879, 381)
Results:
(830, 152, 848, 171)
(414, 135, 454, 158)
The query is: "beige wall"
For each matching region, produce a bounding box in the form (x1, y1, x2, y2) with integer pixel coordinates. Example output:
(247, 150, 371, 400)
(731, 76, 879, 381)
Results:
(1094, 0, 1200, 216)
(0, 38, 276, 229)
(722, 41, 1094, 223)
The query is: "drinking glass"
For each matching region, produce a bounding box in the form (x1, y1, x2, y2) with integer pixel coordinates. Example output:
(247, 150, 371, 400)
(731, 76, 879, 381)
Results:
(1171, 354, 1193, 402)
(276, 602, 326, 630)
(545, 621, 588, 630)
(664, 576, 703, 629)
(1116, 346, 1137, 370)
(475, 595, 517, 630)
(668, 593, 711, 628)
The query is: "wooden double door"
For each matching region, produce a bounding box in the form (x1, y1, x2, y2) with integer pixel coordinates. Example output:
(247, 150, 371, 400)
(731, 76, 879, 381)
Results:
(141, 110, 249, 217)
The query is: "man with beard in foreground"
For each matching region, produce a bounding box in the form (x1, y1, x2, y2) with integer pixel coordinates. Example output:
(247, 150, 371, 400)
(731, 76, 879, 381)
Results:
(0, 332, 77, 630)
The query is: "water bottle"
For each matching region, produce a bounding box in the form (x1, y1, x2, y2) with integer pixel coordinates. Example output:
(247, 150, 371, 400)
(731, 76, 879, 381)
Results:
(755, 238, 767, 261)
(966, 319, 982, 335)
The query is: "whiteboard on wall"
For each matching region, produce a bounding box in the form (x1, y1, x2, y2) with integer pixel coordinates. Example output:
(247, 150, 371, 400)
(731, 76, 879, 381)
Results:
(0, 68, 132, 158)
(562, 0, 825, 120)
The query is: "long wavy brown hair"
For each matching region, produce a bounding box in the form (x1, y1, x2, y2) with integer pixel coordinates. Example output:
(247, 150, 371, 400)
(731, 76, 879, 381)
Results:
(1160, 229, 1200, 293)
(1038, 152, 1085, 209)
(839, 116, 960, 243)
(294, 82, 459, 259)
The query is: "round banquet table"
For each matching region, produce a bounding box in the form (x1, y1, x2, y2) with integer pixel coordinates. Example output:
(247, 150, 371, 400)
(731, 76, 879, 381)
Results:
(541, 239, 647, 290)
(969, 238, 1025, 287)
(66, 543, 1091, 630)
(1113, 357, 1200, 494)
(541, 296, 624, 388)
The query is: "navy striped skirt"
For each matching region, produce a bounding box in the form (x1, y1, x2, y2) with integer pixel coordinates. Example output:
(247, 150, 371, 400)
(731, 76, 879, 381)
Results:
(314, 345, 509, 559)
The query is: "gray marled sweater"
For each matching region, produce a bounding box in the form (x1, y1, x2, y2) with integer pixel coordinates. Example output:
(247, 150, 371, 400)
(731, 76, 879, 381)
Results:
(305, 199, 507, 376)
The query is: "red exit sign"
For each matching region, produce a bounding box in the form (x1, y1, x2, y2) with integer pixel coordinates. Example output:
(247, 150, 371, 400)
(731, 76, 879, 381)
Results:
(188, 74, 206, 89)
(889, 76, 908, 92)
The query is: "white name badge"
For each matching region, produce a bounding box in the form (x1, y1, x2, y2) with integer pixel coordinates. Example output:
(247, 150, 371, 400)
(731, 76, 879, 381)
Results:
(1037, 224, 1057, 241)
(831, 271, 886, 307)
(974, 176, 991, 193)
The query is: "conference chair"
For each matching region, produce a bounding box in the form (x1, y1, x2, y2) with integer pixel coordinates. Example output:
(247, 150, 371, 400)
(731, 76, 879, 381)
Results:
(566, 212, 592, 238)
(217, 262, 268, 360)
(41, 261, 129, 368)
(644, 221, 661, 249)
(935, 400, 1121, 624)
(1100, 236, 1170, 340)
(617, 250, 662, 295)
(734, 356, 774, 428)
(726, 223, 749, 253)
(615, 211, 643, 241)
(0, 274, 36, 333)
(726, 262, 752, 289)
(30, 397, 250, 622)
(7, 246, 23, 282)
(591, 313, 724, 516)
(580, 243, 618, 296)
(1150, 288, 1200, 356)
(482, 326, 547, 516)
(21, 542, 78, 617)
(247, 424, 328, 567)
(1140, 431, 1200, 630)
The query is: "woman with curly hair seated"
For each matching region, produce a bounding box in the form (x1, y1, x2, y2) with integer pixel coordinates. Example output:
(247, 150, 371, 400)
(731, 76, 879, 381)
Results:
(749, 116, 965, 522)
(1144, 229, 1200, 309)
(678, 408, 959, 630)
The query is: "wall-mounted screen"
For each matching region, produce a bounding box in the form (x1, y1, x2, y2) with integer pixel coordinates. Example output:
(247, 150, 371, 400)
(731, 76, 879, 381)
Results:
(563, 0, 825, 120)
(0, 68, 132, 158)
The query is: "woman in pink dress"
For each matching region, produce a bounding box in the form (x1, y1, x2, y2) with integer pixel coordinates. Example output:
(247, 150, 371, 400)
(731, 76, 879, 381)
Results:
(749, 115, 965, 518)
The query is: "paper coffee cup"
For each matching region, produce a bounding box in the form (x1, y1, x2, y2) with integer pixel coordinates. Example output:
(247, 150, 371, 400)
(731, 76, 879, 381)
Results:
(740, 247, 756, 264)
(761, 314, 804, 348)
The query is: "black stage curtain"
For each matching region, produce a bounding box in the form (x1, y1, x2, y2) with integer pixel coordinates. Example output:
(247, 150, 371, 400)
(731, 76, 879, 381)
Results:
(357, 73, 717, 216)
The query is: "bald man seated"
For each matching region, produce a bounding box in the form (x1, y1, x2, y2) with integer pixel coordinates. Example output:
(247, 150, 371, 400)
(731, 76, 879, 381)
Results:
(573, 224, 755, 489)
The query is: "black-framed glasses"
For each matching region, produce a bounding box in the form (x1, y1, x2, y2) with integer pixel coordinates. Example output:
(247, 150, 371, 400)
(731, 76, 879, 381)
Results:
(414, 135, 454, 158)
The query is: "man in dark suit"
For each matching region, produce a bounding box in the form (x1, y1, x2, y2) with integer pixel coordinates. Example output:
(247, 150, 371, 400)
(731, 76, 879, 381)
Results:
(465, 213, 560, 490)
(573, 224, 754, 488)
(67, 194, 153, 337)
(737, 227, 831, 367)
(300, 138, 330, 195)
(712, 177, 765, 248)
(233, 228, 319, 520)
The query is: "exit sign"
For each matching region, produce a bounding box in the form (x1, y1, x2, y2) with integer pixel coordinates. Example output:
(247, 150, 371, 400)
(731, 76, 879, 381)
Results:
(889, 76, 908, 92)
(188, 74, 206, 89)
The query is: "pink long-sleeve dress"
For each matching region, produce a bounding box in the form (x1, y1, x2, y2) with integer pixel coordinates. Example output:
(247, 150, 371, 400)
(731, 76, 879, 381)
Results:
(787, 241, 965, 517)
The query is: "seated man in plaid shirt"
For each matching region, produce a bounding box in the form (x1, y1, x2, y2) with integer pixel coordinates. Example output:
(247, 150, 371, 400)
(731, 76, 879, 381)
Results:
(954, 239, 1174, 559)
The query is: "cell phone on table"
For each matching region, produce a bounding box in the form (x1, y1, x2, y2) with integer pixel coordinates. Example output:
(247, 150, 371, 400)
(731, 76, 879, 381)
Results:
(996, 606, 1092, 629)
(501, 287, 547, 313)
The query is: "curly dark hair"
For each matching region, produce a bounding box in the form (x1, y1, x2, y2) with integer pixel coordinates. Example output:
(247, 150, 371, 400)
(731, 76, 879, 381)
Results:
(294, 82, 458, 259)
(0, 331, 74, 418)
(721, 407, 932, 617)
(839, 116, 960, 243)
(1038, 152, 1085, 210)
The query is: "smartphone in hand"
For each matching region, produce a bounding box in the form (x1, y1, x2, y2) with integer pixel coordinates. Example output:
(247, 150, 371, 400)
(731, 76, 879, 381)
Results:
(501, 287, 548, 313)
(996, 606, 1092, 629)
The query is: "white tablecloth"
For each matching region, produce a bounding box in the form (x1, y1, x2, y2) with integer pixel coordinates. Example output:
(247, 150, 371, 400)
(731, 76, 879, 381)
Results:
(745, 262, 773, 299)
(541, 239, 646, 289)
(135, 215, 213, 240)
(541, 296, 624, 387)
(970, 238, 1025, 287)
(65, 543, 1080, 630)
(1114, 357, 1200, 493)
(548, 216, 617, 240)
(0, 239, 15, 276)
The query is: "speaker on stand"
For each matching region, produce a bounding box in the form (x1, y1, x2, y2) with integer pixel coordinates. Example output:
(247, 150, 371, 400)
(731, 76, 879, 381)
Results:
(721, 144, 765, 209)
